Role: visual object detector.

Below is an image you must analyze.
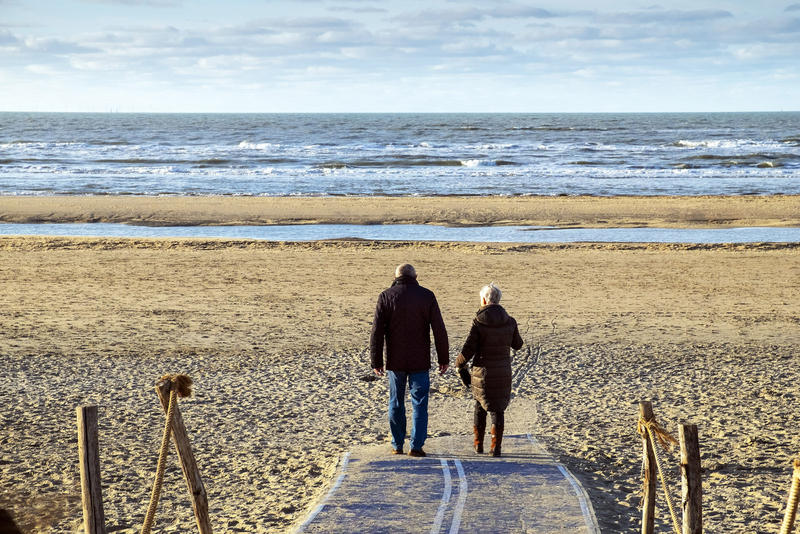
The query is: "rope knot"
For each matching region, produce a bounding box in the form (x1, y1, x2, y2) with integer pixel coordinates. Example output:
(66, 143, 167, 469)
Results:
(158, 374, 193, 398)
(637, 416, 678, 452)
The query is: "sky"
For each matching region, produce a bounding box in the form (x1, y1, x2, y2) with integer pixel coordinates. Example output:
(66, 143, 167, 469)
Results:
(1, 0, 799, 112)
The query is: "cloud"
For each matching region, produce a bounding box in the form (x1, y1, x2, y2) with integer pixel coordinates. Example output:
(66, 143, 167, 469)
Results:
(18, 36, 99, 55)
(0, 29, 19, 45)
(489, 5, 555, 19)
(3, 1, 799, 112)
(81, 0, 182, 6)
(393, 4, 557, 28)
(327, 6, 387, 14)
(786, 3, 800, 11)
(600, 8, 733, 24)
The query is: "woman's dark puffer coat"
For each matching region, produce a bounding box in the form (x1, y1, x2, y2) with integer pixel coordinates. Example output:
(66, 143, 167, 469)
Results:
(456, 304, 523, 413)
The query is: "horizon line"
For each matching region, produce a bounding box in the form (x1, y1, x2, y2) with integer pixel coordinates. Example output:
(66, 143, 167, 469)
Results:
(2, 109, 799, 114)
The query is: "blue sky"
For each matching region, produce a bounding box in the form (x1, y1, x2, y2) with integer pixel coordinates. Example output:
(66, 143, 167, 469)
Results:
(1, 0, 799, 112)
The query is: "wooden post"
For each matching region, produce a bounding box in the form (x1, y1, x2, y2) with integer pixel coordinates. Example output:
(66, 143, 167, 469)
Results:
(640, 401, 656, 534)
(0, 509, 23, 534)
(780, 459, 800, 534)
(76, 406, 107, 534)
(679, 424, 702, 534)
(155, 381, 213, 534)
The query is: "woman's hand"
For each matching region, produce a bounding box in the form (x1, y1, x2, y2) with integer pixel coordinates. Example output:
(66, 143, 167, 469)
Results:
(457, 367, 471, 388)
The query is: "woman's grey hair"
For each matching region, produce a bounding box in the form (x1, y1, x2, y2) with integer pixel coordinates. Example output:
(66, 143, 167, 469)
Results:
(480, 282, 502, 304)
(395, 263, 417, 278)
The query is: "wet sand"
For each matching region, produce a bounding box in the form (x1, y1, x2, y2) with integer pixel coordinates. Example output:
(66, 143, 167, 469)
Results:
(2, 233, 800, 532)
(2, 194, 800, 228)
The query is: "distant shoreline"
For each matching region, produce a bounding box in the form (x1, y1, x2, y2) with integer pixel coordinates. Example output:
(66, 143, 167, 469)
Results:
(2, 194, 799, 228)
(2, 110, 800, 114)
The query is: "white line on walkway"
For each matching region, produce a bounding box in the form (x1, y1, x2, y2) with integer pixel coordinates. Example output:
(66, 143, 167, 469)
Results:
(430, 459, 452, 534)
(292, 451, 351, 534)
(526, 433, 600, 534)
(448, 459, 468, 534)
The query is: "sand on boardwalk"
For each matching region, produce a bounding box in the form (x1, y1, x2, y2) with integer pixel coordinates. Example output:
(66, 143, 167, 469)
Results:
(1, 195, 800, 533)
(2, 194, 800, 228)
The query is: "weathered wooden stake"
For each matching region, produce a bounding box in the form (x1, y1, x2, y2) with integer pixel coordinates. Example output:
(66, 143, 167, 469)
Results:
(0, 509, 23, 534)
(77, 406, 107, 534)
(155, 381, 212, 534)
(640, 401, 656, 534)
(679, 424, 702, 534)
(780, 459, 800, 534)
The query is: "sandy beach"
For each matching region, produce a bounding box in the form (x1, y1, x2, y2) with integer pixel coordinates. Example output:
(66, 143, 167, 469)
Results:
(2, 194, 800, 228)
(2, 195, 800, 533)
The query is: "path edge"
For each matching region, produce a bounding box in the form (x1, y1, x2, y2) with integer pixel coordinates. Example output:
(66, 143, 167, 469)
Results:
(526, 433, 601, 534)
(290, 451, 351, 534)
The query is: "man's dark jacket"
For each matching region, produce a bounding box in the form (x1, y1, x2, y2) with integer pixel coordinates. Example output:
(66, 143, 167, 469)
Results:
(370, 276, 449, 372)
(456, 304, 523, 412)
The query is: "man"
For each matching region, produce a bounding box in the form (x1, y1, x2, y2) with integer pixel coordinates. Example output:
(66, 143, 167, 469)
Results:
(370, 263, 449, 457)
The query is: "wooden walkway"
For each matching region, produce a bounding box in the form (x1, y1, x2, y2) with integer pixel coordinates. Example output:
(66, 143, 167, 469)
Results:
(292, 433, 600, 534)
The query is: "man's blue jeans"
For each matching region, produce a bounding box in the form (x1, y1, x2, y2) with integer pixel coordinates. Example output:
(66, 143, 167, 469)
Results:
(387, 370, 430, 451)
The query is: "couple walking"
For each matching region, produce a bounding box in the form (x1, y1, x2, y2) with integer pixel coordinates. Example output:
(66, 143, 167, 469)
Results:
(370, 263, 523, 458)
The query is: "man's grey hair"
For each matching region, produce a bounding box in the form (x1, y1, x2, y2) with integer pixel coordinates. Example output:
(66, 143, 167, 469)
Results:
(395, 263, 417, 278)
(480, 282, 502, 304)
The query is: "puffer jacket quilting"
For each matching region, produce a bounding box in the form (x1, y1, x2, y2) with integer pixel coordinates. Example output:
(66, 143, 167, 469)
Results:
(456, 304, 523, 412)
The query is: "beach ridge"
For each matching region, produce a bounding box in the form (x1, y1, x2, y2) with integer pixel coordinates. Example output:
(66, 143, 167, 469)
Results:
(2, 194, 799, 228)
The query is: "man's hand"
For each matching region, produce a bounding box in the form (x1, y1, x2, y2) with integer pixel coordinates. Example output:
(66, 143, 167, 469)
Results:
(373, 367, 385, 377)
(438, 364, 449, 375)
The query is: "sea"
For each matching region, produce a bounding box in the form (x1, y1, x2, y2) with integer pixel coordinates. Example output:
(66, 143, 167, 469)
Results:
(1, 112, 799, 197)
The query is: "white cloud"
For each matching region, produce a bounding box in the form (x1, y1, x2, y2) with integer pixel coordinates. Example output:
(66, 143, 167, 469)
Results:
(81, 0, 182, 7)
(24, 63, 60, 75)
(599, 8, 733, 24)
(1, 1, 799, 111)
(0, 30, 20, 45)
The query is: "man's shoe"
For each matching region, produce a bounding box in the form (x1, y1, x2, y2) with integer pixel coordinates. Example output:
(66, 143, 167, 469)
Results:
(391, 448, 404, 455)
(408, 449, 427, 457)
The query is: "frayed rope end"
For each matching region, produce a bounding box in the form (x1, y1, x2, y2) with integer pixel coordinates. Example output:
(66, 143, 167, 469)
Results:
(158, 374, 193, 398)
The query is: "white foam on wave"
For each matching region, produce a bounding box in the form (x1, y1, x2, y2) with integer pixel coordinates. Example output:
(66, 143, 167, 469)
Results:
(673, 139, 783, 150)
(237, 141, 280, 150)
(460, 159, 495, 167)
(468, 143, 519, 150)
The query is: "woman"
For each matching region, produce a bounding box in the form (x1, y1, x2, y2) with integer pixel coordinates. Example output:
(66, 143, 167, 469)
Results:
(456, 283, 523, 457)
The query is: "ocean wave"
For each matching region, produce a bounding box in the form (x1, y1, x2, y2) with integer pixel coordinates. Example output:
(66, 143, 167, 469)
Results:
(314, 158, 514, 169)
(468, 143, 520, 150)
(238, 141, 281, 150)
(509, 126, 627, 132)
(681, 152, 793, 167)
(684, 152, 784, 160)
(91, 158, 233, 166)
(317, 159, 463, 168)
(87, 140, 132, 146)
(781, 136, 800, 146)
(671, 139, 785, 149)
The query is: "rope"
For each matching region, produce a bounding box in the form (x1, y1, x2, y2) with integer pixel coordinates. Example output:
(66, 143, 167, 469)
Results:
(780, 459, 800, 534)
(637, 417, 681, 534)
(140, 374, 192, 534)
(140, 386, 176, 534)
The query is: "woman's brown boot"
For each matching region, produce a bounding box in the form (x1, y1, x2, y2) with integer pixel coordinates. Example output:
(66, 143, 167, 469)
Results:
(473, 425, 485, 454)
(490, 423, 504, 457)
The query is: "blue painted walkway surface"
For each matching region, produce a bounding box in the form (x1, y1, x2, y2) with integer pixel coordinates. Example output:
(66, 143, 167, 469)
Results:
(293, 434, 600, 534)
